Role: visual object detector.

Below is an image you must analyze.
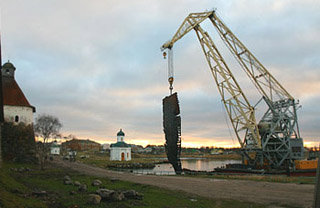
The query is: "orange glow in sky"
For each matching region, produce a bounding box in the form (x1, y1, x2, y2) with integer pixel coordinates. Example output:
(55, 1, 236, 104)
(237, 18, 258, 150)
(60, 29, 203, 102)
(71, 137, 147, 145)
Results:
(71, 134, 318, 149)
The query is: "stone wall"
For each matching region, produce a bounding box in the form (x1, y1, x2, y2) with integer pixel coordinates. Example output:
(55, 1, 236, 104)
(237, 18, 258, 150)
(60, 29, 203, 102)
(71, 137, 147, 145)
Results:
(1, 122, 37, 163)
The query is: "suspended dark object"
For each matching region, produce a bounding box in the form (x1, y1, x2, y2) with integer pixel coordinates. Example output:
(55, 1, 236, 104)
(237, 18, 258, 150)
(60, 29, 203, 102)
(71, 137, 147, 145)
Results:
(162, 92, 182, 174)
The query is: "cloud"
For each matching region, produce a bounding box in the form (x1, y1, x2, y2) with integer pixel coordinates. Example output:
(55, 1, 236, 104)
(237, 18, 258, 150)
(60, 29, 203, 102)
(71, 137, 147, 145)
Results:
(2, 0, 319, 147)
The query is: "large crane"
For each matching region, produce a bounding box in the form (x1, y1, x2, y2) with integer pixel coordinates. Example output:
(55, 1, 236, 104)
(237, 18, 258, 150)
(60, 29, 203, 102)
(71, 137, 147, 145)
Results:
(161, 10, 304, 169)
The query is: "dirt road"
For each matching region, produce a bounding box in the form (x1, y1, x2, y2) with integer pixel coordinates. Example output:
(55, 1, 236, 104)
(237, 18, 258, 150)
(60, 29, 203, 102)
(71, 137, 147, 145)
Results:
(53, 160, 313, 208)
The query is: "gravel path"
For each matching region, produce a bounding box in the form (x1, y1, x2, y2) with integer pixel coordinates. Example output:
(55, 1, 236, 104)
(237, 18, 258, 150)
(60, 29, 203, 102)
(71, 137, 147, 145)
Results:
(53, 159, 313, 208)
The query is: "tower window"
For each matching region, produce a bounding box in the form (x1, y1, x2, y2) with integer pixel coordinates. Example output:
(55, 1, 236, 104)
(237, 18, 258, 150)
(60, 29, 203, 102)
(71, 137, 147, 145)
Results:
(6, 69, 9, 74)
(15, 116, 19, 122)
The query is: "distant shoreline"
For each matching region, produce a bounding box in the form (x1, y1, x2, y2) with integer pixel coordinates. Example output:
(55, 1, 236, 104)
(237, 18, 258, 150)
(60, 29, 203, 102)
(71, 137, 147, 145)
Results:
(132, 153, 242, 160)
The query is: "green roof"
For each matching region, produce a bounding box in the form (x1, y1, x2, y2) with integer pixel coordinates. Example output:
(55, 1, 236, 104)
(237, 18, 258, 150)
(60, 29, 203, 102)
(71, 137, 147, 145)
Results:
(110, 141, 130, 148)
(117, 129, 125, 136)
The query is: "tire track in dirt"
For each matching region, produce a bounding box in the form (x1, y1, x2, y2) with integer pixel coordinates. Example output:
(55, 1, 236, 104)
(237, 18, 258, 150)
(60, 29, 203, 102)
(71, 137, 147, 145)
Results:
(53, 159, 313, 208)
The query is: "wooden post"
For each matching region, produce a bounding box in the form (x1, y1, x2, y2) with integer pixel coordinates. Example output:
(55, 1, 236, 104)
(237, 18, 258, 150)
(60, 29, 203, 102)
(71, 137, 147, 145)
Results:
(0, 124, 1, 168)
(313, 158, 320, 208)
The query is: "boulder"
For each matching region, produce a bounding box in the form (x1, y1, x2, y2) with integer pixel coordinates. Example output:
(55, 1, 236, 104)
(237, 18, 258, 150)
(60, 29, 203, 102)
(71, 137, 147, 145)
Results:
(88, 194, 101, 205)
(78, 184, 87, 192)
(18, 167, 25, 172)
(91, 179, 102, 186)
(96, 188, 115, 199)
(32, 191, 48, 197)
(135, 192, 144, 200)
(64, 175, 71, 181)
(122, 190, 137, 198)
(64, 180, 73, 185)
(122, 190, 143, 200)
(63, 175, 73, 185)
(111, 191, 125, 201)
(74, 181, 81, 186)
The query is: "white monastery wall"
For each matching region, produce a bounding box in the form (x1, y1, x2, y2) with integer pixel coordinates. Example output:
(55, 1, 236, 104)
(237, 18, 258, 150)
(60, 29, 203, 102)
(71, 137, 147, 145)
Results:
(4, 105, 34, 125)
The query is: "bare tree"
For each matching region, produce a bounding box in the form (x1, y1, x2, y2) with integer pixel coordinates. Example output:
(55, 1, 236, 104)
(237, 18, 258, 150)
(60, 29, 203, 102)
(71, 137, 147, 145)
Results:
(34, 114, 62, 170)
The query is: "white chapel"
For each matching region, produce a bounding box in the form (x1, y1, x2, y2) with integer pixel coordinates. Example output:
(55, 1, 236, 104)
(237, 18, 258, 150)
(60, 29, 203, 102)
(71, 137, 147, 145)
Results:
(110, 129, 131, 161)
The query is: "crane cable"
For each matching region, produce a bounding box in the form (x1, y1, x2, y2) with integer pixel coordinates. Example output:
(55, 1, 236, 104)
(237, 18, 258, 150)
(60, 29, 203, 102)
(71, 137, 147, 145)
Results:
(163, 49, 174, 95)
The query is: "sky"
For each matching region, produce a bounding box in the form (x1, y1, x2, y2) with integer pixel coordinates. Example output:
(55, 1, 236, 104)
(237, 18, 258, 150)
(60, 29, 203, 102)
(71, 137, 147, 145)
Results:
(1, 0, 319, 147)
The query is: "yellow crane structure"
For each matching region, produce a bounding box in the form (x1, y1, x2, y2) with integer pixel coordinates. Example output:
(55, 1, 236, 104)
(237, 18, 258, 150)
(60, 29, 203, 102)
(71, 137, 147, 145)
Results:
(161, 10, 304, 169)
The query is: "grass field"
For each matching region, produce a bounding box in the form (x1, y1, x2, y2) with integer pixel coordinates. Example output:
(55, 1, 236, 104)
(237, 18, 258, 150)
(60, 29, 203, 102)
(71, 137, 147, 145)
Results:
(0, 162, 269, 208)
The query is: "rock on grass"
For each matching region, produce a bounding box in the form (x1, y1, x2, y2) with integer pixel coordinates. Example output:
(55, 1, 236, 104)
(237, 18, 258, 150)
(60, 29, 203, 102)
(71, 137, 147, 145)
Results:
(96, 189, 115, 199)
(74, 181, 81, 186)
(78, 184, 87, 192)
(91, 179, 102, 186)
(111, 191, 125, 201)
(88, 194, 101, 205)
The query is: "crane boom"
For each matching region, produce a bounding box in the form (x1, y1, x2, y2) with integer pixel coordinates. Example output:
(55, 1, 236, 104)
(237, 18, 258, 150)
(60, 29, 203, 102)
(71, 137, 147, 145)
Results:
(207, 12, 302, 168)
(161, 9, 304, 169)
(162, 10, 261, 149)
(209, 12, 292, 102)
(193, 25, 260, 148)
(161, 12, 212, 51)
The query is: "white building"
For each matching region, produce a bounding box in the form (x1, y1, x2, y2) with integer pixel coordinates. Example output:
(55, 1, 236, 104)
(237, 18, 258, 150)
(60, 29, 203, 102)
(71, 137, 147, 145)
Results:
(110, 129, 131, 161)
(2, 61, 35, 125)
(50, 141, 60, 155)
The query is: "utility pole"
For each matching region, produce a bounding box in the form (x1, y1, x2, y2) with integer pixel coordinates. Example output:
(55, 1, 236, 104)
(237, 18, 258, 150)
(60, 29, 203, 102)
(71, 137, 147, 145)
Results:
(0, 33, 4, 168)
(313, 157, 320, 208)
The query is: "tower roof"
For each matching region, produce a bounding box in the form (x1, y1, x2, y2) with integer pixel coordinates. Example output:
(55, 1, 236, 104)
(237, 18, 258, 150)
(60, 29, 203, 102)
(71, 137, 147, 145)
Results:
(1, 62, 36, 112)
(117, 129, 125, 136)
(2, 61, 15, 69)
(2, 61, 16, 78)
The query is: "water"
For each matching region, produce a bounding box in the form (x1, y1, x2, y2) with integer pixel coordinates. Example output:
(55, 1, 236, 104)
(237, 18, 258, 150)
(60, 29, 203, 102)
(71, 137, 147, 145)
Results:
(132, 158, 241, 175)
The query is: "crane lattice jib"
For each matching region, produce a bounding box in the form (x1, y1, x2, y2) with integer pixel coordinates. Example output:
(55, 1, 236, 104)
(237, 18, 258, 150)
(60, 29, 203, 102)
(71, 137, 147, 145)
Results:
(161, 12, 212, 50)
(161, 10, 261, 148)
(194, 25, 261, 148)
(209, 12, 293, 102)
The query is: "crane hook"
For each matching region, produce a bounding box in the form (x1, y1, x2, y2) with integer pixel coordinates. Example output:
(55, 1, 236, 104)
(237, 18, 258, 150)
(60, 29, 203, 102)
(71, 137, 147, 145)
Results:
(168, 77, 174, 95)
(163, 51, 167, 59)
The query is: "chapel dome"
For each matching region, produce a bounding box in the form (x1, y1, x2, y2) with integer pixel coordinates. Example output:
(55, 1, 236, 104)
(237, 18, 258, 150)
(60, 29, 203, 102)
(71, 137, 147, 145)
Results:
(117, 129, 125, 136)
